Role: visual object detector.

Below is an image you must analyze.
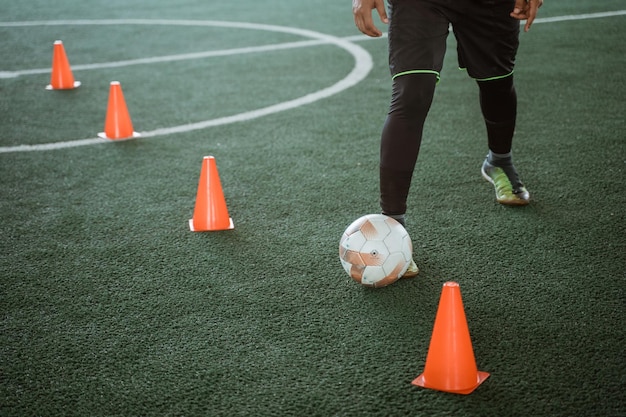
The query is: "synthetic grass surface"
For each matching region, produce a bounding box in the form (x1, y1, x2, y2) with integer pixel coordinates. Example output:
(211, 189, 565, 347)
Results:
(1, 1, 625, 416)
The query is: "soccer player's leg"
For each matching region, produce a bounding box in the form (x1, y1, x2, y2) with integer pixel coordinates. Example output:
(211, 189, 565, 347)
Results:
(454, 1, 530, 205)
(478, 75, 530, 205)
(379, 73, 438, 278)
(382, 0, 449, 277)
(379, 74, 438, 223)
(381, 0, 448, 224)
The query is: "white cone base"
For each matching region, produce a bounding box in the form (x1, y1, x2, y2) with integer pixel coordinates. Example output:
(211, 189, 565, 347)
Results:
(189, 218, 234, 232)
(46, 81, 81, 90)
(97, 131, 141, 141)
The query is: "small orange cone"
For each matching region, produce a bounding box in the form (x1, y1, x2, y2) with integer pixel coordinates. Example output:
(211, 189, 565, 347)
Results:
(46, 40, 81, 90)
(412, 281, 489, 394)
(189, 156, 234, 232)
(98, 81, 140, 140)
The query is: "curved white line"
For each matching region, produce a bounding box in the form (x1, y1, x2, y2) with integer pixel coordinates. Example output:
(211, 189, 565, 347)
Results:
(0, 20, 373, 153)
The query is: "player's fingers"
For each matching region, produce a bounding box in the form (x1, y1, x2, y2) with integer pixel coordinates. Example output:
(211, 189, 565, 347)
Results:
(353, 5, 382, 37)
(355, 15, 382, 37)
(524, 0, 542, 31)
(509, 7, 527, 21)
(524, 18, 533, 32)
(376, 2, 389, 25)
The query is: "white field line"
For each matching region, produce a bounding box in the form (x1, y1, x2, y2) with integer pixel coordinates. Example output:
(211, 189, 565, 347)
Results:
(0, 20, 373, 153)
(532, 10, 626, 23)
(0, 39, 327, 79)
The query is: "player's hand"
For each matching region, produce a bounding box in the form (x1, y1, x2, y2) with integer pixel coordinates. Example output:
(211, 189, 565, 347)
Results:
(353, 0, 388, 38)
(511, 0, 543, 32)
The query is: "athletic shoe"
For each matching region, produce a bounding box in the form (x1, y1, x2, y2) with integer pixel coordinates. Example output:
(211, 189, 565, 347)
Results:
(402, 259, 419, 278)
(481, 158, 530, 206)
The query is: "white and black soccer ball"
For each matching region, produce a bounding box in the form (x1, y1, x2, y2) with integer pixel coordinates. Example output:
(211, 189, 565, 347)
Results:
(339, 214, 413, 288)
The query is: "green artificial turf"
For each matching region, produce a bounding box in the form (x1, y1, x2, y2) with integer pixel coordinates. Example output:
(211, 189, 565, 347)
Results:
(1, 1, 625, 416)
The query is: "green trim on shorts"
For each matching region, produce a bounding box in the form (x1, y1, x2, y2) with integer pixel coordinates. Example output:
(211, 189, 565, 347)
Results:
(458, 68, 515, 81)
(392, 70, 441, 81)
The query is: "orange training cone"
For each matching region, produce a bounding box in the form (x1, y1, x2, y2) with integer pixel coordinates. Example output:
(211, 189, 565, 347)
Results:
(46, 40, 81, 90)
(412, 281, 489, 394)
(189, 156, 234, 232)
(98, 81, 140, 140)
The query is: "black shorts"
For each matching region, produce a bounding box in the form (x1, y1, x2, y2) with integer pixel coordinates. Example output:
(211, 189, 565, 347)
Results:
(387, 0, 520, 81)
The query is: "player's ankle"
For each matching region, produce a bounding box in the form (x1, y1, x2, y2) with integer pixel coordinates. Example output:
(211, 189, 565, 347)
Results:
(383, 213, 406, 227)
(487, 150, 512, 166)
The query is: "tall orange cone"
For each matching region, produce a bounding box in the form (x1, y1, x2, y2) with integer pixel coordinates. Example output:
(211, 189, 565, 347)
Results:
(98, 81, 140, 140)
(189, 156, 234, 232)
(412, 281, 489, 394)
(46, 40, 81, 90)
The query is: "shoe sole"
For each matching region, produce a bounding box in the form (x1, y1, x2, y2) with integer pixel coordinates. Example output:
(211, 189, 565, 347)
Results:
(401, 262, 419, 278)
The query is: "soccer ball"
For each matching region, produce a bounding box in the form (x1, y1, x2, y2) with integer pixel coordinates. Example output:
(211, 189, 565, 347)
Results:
(339, 214, 413, 288)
